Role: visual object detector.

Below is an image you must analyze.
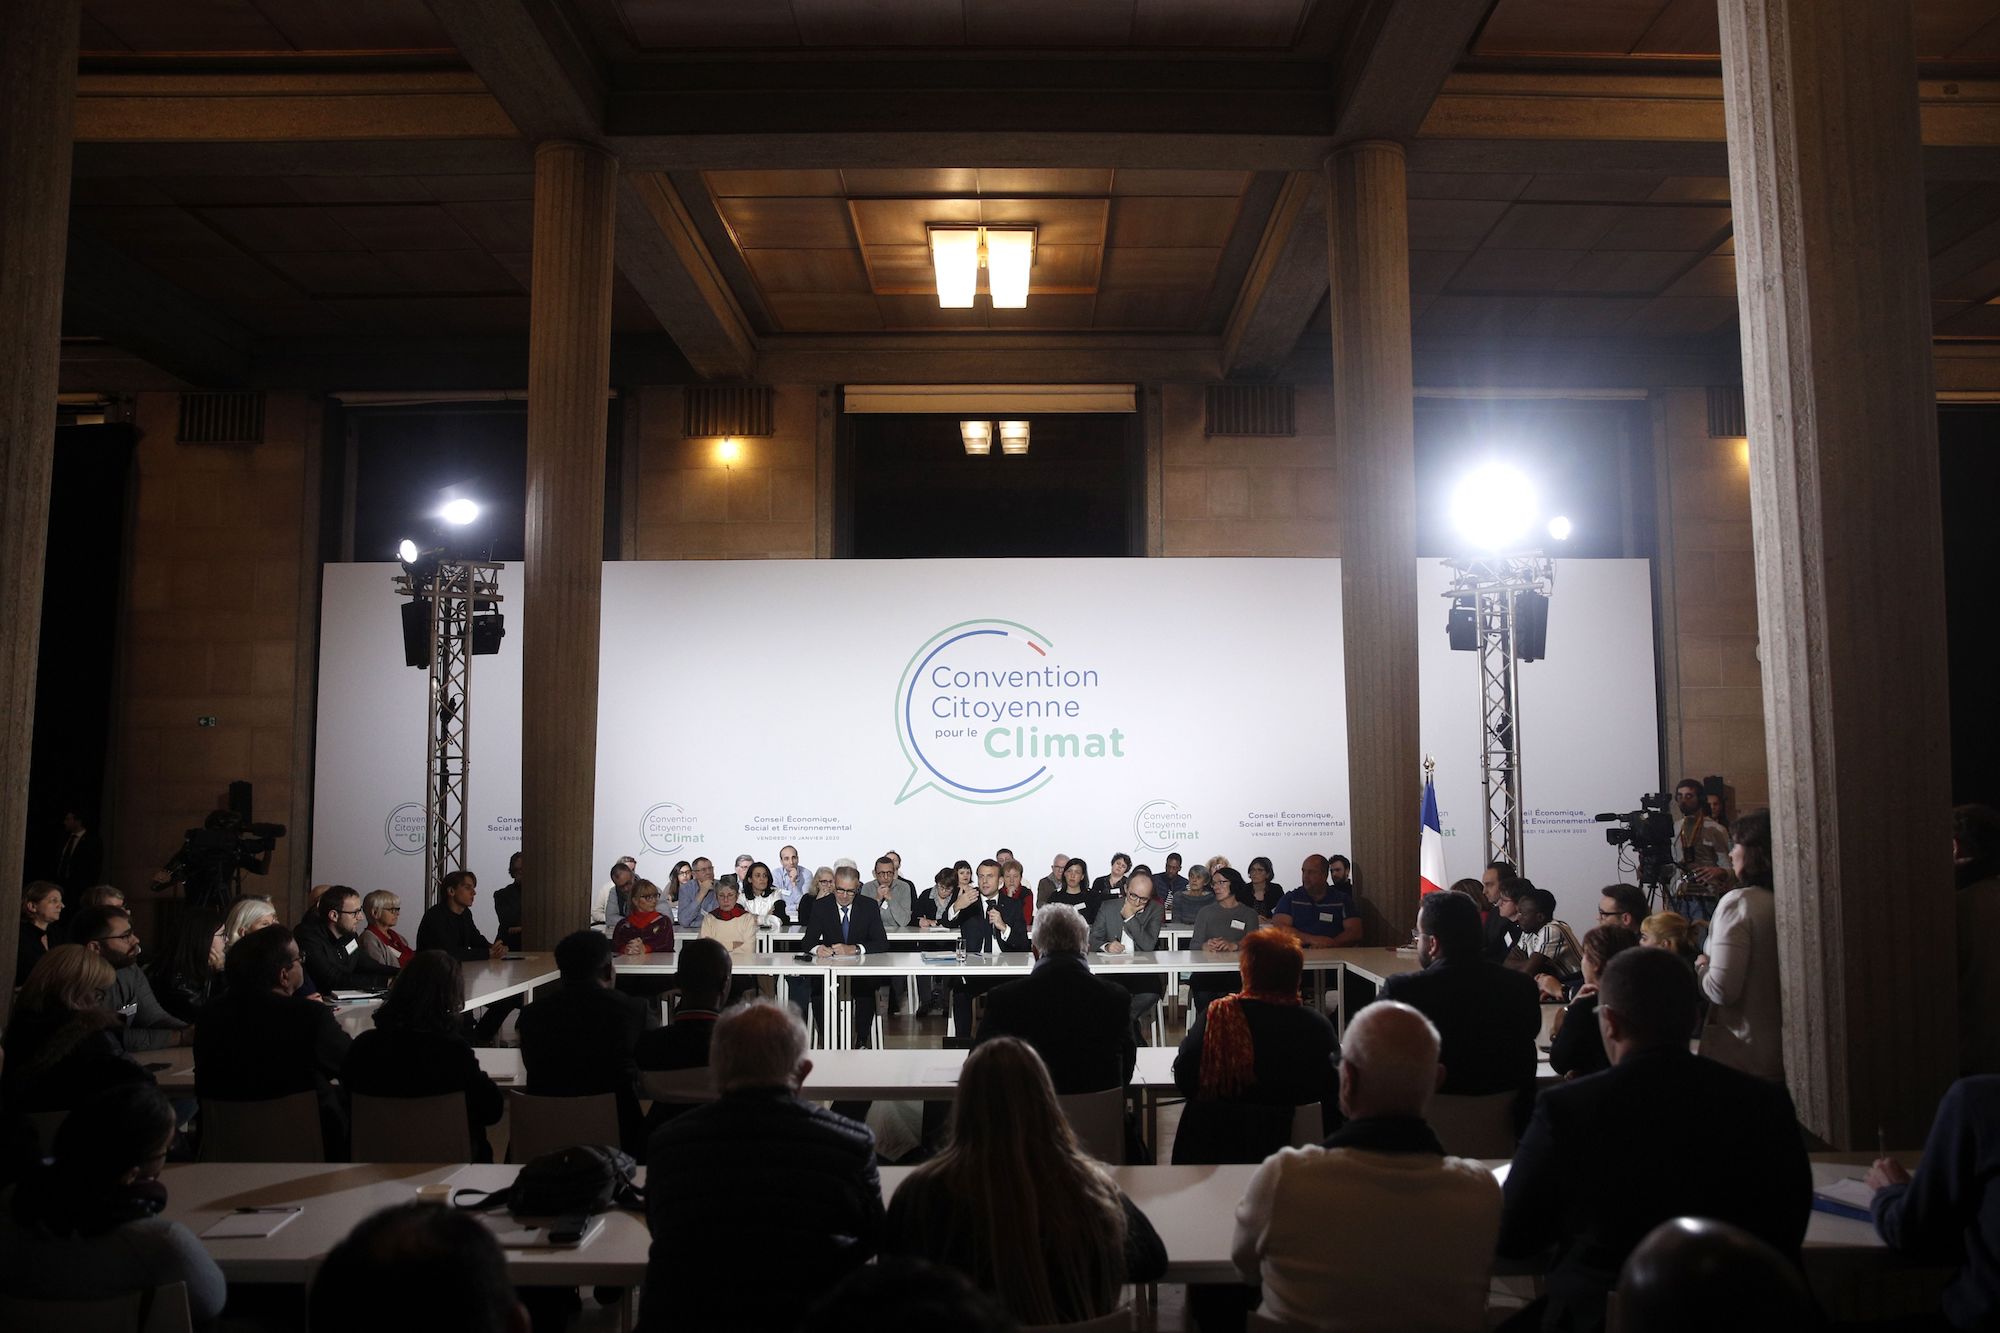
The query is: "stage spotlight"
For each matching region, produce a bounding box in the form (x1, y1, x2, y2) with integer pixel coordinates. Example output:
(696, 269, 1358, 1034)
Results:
(1448, 462, 1538, 552)
(440, 498, 480, 526)
(398, 538, 420, 564)
(1547, 515, 1572, 541)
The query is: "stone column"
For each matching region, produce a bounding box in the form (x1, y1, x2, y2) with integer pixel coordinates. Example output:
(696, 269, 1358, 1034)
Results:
(521, 142, 617, 951)
(1719, 0, 1955, 1146)
(0, 0, 80, 1018)
(1326, 142, 1420, 943)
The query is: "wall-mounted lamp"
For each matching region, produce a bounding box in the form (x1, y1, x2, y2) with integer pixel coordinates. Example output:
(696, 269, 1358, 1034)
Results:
(960, 421, 993, 455)
(716, 436, 743, 465)
(998, 420, 1030, 455)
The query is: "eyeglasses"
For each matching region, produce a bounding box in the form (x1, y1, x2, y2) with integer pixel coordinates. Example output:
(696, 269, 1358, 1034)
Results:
(103, 929, 135, 942)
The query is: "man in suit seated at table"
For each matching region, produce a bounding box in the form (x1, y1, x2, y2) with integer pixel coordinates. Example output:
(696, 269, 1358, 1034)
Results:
(977, 903, 1136, 1095)
(194, 924, 353, 1159)
(636, 938, 730, 1136)
(790, 865, 890, 1048)
(1377, 888, 1541, 1124)
(946, 858, 1030, 1043)
(1231, 1001, 1502, 1331)
(1498, 947, 1811, 1333)
(516, 930, 649, 1154)
(638, 1000, 882, 1333)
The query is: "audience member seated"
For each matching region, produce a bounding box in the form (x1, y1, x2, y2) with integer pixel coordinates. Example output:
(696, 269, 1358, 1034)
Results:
(1697, 810, 1784, 1082)
(308, 1200, 529, 1333)
(194, 925, 353, 1160)
(1242, 856, 1284, 917)
(1087, 871, 1166, 1030)
(1868, 1074, 2000, 1330)
(1548, 926, 1640, 1080)
(67, 903, 190, 1052)
(1043, 855, 1093, 918)
(996, 858, 1032, 926)
(1231, 1001, 1501, 1332)
(1274, 854, 1363, 948)
(884, 1037, 1165, 1326)
(0, 1085, 226, 1328)
(635, 938, 731, 1135)
(1172, 861, 1213, 925)
(492, 852, 525, 953)
(1955, 804, 2000, 1076)
(416, 870, 515, 1043)
(1191, 868, 1264, 1014)
(1498, 948, 1810, 1333)
(791, 865, 891, 1047)
(298, 885, 401, 994)
(593, 857, 638, 937)
(0, 946, 151, 1115)
(799, 1258, 1015, 1333)
(638, 1000, 882, 1333)
(1481, 861, 1521, 962)
(516, 930, 648, 1154)
(1379, 889, 1541, 1114)
(977, 903, 1137, 1095)
(611, 879, 677, 956)
(673, 857, 721, 929)
(1506, 883, 1584, 1001)
(358, 890, 414, 970)
(16, 881, 63, 987)
(697, 881, 761, 1003)
(145, 906, 224, 1024)
(1598, 883, 1648, 934)
(222, 895, 278, 952)
(1174, 930, 1338, 1163)
(1638, 910, 1697, 962)
(1614, 1218, 1817, 1333)
(340, 950, 503, 1162)
(741, 860, 793, 927)
(943, 859, 1030, 1041)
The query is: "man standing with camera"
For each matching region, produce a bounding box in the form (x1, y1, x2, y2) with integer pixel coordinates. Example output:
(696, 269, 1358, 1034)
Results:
(1671, 779, 1732, 920)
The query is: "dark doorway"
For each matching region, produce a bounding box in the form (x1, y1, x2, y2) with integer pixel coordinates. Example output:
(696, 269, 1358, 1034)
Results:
(1940, 404, 2000, 806)
(841, 412, 1141, 558)
(24, 423, 136, 880)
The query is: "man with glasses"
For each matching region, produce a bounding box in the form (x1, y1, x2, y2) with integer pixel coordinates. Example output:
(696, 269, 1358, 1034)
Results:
(1089, 869, 1166, 1032)
(1599, 883, 1648, 933)
(677, 857, 721, 929)
(793, 865, 889, 1047)
(68, 902, 190, 1052)
(298, 884, 400, 993)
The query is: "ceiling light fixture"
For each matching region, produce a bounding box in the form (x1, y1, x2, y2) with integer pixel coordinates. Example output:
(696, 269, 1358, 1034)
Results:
(960, 420, 993, 455)
(929, 225, 1036, 309)
(998, 420, 1030, 455)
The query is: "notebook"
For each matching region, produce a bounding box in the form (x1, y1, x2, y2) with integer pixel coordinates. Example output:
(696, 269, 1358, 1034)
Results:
(1812, 1176, 1876, 1222)
(202, 1207, 302, 1239)
(480, 1214, 607, 1249)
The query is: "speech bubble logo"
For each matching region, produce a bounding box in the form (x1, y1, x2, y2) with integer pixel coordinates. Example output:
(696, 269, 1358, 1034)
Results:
(894, 618, 1060, 806)
(640, 802, 693, 856)
(383, 802, 425, 857)
(1133, 798, 1191, 853)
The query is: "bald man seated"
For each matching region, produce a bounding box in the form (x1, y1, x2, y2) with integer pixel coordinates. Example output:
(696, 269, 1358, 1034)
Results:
(1230, 1001, 1502, 1332)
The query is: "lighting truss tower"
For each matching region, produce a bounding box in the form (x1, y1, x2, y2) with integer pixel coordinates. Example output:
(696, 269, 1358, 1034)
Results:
(1442, 554, 1554, 874)
(393, 559, 504, 904)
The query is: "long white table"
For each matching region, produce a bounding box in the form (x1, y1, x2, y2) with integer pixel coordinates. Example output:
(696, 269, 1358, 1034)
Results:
(330, 955, 560, 1032)
(147, 1046, 525, 1092)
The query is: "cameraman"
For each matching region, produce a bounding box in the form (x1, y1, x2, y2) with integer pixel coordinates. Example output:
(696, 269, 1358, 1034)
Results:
(1670, 779, 1732, 915)
(154, 810, 272, 914)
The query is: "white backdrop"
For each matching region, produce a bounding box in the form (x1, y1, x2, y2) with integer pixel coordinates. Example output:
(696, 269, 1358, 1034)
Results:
(313, 558, 1658, 934)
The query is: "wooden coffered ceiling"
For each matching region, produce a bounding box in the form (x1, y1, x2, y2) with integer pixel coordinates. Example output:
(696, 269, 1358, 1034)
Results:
(53, 0, 2000, 389)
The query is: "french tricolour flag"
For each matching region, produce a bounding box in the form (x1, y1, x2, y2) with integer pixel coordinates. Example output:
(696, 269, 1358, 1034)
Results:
(1420, 775, 1446, 896)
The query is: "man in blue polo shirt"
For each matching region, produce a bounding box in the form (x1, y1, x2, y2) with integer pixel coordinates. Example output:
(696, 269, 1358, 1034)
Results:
(1276, 854, 1362, 948)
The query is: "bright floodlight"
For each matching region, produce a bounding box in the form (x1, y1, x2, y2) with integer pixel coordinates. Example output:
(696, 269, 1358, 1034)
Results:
(1448, 462, 1538, 552)
(397, 538, 420, 564)
(1547, 515, 1573, 541)
(440, 498, 480, 526)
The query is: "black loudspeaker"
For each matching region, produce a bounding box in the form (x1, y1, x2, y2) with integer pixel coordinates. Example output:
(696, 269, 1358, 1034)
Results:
(228, 780, 253, 824)
(401, 599, 433, 669)
(1447, 596, 1478, 651)
(1515, 589, 1550, 661)
(471, 613, 506, 656)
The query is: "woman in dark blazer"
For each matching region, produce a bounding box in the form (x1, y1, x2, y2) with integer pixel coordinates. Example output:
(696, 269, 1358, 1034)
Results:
(340, 949, 503, 1161)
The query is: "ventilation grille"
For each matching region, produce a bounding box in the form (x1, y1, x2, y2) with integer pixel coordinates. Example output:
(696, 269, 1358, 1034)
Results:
(1205, 384, 1295, 437)
(684, 384, 775, 437)
(1707, 384, 1747, 438)
(177, 392, 265, 445)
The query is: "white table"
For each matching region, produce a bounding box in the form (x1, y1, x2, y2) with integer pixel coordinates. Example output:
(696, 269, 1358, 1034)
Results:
(329, 955, 559, 1033)
(147, 1046, 524, 1093)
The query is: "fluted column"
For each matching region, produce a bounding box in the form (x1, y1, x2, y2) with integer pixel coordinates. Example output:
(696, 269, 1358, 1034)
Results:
(1719, 0, 1955, 1146)
(0, 0, 80, 1019)
(521, 142, 617, 951)
(1327, 142, 1419, 943)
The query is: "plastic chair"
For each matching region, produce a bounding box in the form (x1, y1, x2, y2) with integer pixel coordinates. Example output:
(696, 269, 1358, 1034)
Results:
(350, 1091, 471, 1163)
(1425, 1090, 1519, 1157)
(505, 1090, 620, 1161)
(1288, 1102, 1324, 1147)
(0, 1280, 191, 1333)
(1057, 1087, 1126, 1164)
(198, 1092, 324, 1162)
(1021, 1304, 1135, 1332)
(638, 1067, 716, 1105)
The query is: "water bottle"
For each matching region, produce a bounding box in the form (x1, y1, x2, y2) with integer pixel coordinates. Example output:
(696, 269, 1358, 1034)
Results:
(955, 936, 967, 965)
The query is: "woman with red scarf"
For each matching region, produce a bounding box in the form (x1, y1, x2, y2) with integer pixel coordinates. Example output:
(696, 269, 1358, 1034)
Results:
(1170, 929, 1339, 1163)
(359, 890, 414, 969)
(612, 880, 676, 956)
(699, 881, 761, 1003)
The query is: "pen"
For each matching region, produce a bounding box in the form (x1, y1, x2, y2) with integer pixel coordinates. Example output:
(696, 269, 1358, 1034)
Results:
(234, 1206, 300, 1214)
(1877, 1125, 1887, 1158)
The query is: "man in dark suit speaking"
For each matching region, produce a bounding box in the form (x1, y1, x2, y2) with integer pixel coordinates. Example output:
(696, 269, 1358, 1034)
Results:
(977, 902, 1136, 1095)
(945, 857, 1031, 1042)
(793, 864, 889, 1047)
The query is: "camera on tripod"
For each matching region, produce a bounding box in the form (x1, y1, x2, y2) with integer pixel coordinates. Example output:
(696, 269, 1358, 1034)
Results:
(1595, 792, 1676, 886)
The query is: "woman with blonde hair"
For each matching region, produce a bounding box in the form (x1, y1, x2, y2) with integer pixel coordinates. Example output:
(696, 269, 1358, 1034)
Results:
(358, 890, 413, 969)
(0, 945, 149, 1115)
(883, 1037, 1165, 1325)
(1639, 909, 1698, 961)
(221, 895, 278, 950)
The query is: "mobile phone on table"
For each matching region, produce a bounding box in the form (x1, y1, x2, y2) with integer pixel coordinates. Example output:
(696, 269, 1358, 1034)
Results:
(547, 1215, 589, 1245)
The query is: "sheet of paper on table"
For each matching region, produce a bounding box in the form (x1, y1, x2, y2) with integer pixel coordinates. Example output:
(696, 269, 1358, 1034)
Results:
(202, 1208, 301, 1239)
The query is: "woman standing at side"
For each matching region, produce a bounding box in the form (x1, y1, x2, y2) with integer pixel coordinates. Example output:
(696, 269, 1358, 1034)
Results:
(1696, 811, 1784, 1082)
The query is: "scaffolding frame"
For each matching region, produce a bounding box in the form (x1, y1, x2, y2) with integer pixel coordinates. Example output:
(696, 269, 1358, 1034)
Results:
(1442, 554, 1554, 874)
(394, 559, 504, 904)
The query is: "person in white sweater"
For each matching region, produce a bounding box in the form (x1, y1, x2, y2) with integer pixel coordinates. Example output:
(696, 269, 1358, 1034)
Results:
(1697, 810, 1785, 1082)
(1231, 1000, 1501, 1332)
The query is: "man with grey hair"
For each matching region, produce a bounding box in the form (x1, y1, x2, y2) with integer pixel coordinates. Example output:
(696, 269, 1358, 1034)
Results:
(1231, 1001, 1502, 1329)
(638, 999, 882, 1333)
(975, 902, 1137, 1095)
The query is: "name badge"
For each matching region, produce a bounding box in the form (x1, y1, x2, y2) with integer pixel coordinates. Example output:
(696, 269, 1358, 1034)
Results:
(1319, 910, 1336, 922)
(1229, 920, 1246, 932)
(343, 937, 359, 955)
(118, 1002, 138, 1018)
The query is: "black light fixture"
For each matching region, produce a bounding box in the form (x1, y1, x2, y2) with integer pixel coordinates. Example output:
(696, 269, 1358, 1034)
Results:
(1446, 596, 1478, 651)
(1514, 589, 1550, 662)
(399, 599, 432, 669)
(471, 613, 506, 656)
